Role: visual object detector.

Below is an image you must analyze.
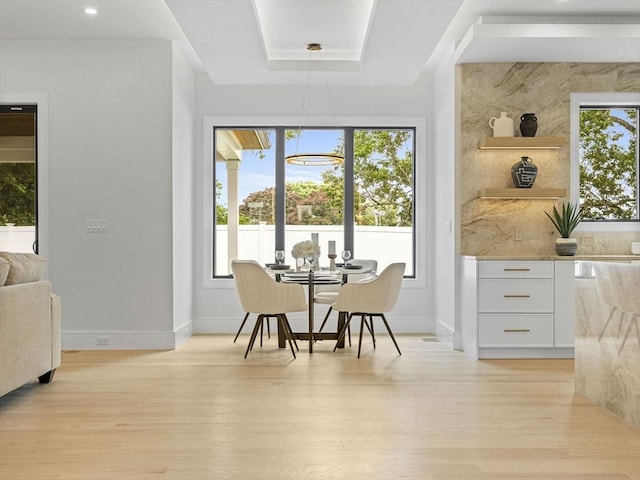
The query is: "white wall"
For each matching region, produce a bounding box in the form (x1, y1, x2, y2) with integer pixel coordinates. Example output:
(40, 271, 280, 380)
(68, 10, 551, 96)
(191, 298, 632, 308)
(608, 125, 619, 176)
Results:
(0, 40, 176, 349)
(431, 46, 459, 346)
(171, 44, 196, 346)
(193, 72, 437, 334)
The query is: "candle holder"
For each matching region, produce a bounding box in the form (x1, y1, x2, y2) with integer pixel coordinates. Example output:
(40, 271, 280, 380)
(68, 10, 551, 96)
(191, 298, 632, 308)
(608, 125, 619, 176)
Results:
(328, 253, 337, 271)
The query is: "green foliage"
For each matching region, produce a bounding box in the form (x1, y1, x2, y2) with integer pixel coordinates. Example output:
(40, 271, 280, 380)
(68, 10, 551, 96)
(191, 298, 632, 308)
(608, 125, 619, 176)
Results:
(0, 163, 35, 226)
(579, 108, 637, 219)
(545, 202, 583, 238)
(217, 129, 414, 228)
(322, 129, 413, 227)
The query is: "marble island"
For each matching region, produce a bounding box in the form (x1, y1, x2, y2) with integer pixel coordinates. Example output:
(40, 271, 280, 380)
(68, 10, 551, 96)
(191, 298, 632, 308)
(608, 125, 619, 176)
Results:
(574, 258, 640, 429)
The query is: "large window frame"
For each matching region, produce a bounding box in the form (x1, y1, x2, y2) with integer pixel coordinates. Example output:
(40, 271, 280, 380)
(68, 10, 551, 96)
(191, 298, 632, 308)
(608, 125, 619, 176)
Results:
(570, 92, 640, 232)
(202, 115, 426, 289)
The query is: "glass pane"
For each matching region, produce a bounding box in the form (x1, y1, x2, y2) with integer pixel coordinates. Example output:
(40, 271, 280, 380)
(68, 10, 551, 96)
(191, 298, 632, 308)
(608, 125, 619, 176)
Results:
(284, 128, 344, 268)
(579, 107, 638, 220)
(353, 128, 414, 275)
(214, 128, 275, 276)
(0, 110, 36, 253)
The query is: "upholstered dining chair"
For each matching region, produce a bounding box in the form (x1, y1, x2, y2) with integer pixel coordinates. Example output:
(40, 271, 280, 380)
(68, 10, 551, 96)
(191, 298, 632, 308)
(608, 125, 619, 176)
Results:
(314, 259, 378, 344)
(231, 260, 307, 359)
(331, 262, 405, 358)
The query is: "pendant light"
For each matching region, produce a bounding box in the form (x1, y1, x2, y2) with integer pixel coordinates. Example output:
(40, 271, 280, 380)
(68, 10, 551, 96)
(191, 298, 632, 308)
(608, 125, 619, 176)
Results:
(285, 43, 344, 167)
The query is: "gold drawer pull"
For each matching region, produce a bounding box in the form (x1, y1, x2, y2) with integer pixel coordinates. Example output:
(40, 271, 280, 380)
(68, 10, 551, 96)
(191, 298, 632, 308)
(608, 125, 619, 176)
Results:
(503, 268, 531, 271)
(504, 329, 531, 333)
(504, 294, 531, 298)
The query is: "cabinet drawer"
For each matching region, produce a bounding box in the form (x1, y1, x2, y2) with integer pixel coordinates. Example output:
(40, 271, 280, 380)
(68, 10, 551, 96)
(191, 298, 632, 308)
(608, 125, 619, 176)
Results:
(479, 261, 554, 279)
(479, 314, 554, 347)
(479, 279, 554, 312)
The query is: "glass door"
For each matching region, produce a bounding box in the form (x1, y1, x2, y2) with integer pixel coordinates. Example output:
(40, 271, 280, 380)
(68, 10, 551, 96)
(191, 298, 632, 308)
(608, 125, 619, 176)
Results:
(0, 105, 37, 253)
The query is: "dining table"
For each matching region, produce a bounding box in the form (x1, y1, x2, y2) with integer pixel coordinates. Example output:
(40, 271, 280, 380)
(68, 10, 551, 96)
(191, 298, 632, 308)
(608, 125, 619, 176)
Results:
(268, 265, 374, 353)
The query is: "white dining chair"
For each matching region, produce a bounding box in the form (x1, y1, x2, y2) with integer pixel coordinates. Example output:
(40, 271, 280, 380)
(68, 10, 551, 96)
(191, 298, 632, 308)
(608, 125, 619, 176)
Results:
(331, 262, 405, 358)
(231, 260, 307, 359)
(314, 259, 378, 344)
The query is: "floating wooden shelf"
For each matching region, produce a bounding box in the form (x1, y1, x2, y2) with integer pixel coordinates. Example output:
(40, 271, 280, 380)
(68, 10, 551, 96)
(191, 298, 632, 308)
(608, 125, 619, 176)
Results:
(478, 188, 567, 199)
(478, 137, 567, 150)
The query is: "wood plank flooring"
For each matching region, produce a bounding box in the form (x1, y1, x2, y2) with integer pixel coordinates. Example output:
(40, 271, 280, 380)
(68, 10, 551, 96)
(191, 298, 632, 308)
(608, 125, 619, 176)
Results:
(1, 334, 639, 480)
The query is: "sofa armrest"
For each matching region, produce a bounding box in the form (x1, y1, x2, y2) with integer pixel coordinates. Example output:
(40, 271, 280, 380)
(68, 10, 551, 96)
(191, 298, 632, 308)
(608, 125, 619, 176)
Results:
(51, 293, 62, 369)
(0, 281, 59, 396)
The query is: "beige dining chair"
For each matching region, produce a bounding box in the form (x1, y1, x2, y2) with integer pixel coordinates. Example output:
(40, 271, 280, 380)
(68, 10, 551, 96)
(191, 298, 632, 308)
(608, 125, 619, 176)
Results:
(314, 259, 378, 344)
(231, 260, 307, 359)
(331, 262, 405, 358)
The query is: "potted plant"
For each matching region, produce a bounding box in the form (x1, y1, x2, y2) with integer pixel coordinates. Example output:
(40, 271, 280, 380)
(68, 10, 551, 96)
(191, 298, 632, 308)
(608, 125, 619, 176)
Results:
(544, 202, 583, 256)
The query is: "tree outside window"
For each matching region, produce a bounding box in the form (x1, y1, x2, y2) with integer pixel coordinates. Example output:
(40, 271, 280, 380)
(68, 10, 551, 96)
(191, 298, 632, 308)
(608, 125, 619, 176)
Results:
(579, 107, 639, 220)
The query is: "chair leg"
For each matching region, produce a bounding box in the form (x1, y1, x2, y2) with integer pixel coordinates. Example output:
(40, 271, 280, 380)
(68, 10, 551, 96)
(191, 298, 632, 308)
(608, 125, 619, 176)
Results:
(233, 312, 250, 343)
(282, 314, 299, 351)
(317, 307, 333, 333)
(334, 313, 354, 352)
(259, 318, 264, 347)
(380, 313, 401, 355)
(364, 315, 376, 348)
(357, 314, 366, 358)
(244, 315, 264, 358)
(278, 314, 297, 359)
(266, 316, 271, 338)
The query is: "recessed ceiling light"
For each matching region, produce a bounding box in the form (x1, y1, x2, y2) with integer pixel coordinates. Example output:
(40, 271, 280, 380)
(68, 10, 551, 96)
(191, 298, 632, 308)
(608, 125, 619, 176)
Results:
(84, 7, 98, 16)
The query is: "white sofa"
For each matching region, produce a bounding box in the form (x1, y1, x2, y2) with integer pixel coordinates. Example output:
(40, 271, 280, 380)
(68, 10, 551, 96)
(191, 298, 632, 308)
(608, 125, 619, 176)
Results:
(0, 252, 61, 397)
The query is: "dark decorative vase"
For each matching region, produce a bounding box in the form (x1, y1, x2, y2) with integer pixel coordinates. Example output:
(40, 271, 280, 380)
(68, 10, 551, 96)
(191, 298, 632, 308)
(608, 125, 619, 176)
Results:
(520, 113, 538, 137)
(511, 156, 538, 188)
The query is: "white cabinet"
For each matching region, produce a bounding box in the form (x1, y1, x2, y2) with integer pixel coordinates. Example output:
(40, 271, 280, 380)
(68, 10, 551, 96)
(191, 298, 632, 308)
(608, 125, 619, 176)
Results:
(460, 258, 575, 359)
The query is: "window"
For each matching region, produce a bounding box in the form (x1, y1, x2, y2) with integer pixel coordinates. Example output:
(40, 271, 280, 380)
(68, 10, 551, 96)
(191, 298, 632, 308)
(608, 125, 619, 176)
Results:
(571, 93, 640, 227)
(211, 125, 416, 278)
(579, 105, 638, 221)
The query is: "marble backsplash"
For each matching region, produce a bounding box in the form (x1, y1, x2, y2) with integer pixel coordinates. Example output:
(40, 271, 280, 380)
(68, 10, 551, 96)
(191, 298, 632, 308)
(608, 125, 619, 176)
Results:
(460, 62, 640, 256)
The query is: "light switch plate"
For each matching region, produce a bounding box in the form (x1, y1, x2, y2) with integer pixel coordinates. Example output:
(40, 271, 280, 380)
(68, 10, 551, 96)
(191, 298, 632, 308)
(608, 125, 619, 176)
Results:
(85, 219, 108, 233)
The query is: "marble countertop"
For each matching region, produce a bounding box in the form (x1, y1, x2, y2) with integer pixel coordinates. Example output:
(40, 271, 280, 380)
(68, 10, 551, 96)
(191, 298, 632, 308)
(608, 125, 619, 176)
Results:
(461, 255, 640, 261)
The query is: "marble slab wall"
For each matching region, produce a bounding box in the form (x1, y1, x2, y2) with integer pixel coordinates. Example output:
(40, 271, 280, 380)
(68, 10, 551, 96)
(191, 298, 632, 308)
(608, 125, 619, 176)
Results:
(574, 260, 640, 428)
(460, 62, 640, 256)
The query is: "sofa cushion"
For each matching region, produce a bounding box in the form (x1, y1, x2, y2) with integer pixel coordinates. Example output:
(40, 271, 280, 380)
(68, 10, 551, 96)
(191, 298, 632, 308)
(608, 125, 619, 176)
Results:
(0, 257, 9, 286)
(0, 252, 46, 285)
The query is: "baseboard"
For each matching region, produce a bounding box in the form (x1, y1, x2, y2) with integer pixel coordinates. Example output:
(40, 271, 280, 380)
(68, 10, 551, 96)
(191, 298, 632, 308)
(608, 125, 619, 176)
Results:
(62, 326, 191, 350)
(435, 320, 455, 346)
(194, 314, 435, 335)
(478, 347, 575, 359)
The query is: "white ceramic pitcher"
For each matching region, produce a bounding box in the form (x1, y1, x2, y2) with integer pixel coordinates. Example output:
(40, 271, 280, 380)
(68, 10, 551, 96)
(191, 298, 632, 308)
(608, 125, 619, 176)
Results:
(489, 112, 514, 137)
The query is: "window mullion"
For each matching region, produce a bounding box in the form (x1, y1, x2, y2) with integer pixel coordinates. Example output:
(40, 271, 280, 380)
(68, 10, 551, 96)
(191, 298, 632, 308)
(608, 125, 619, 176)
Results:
(343, 127, 354, 255)
(275, 127, 285, 250)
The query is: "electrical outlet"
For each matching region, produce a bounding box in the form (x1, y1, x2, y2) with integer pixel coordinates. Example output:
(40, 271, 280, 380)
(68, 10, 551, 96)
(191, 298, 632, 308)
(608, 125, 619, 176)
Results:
(96, 337, 110, 346)
(514, 226, 524, 241)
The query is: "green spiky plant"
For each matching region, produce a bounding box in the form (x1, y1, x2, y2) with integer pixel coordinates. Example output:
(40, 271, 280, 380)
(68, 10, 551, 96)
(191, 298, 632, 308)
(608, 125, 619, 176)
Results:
(544, 202, 583, 238)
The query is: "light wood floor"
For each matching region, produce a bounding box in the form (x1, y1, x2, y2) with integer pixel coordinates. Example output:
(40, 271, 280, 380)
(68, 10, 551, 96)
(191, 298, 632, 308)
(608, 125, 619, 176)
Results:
(1, 334, 639, 480)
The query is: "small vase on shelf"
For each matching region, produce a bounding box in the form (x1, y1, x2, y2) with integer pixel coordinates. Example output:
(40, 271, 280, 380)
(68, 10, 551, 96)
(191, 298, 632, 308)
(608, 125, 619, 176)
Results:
(489, 112, 514, 137)
(520, 113, 538, 137)
(511, 156, 538, 188)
